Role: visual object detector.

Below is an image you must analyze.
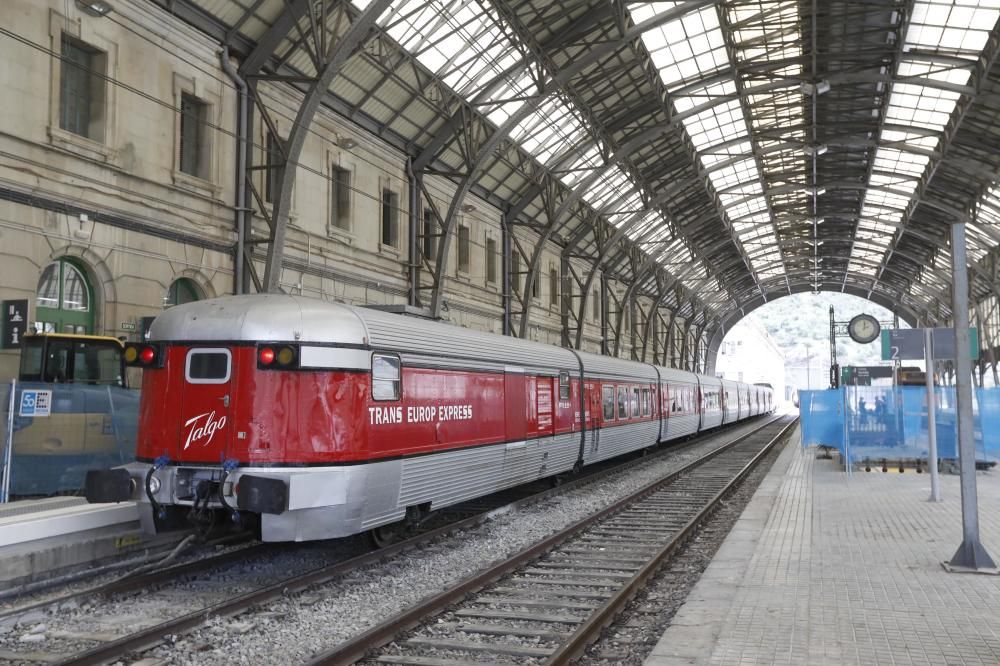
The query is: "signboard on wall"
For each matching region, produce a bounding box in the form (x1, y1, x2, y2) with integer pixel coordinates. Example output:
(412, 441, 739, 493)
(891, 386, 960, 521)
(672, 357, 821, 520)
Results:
(2, 299, 28, 349)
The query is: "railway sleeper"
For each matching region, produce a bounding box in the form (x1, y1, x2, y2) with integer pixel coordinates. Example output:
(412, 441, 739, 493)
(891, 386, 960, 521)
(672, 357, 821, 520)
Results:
(452, 623, 570, 641)
(453, 609, 584, 624)
(403, 636, 554, 658)
(473, 596, 599, 611)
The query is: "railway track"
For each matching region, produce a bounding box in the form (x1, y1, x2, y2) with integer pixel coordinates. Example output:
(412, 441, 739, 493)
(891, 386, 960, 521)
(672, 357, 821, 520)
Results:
(309, 415, 797, 665)
(6, 416, 783, 665)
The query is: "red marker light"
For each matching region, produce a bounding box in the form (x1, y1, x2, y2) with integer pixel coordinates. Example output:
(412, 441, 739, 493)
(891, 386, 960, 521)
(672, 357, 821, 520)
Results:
(139, 346, 156, 364)
(259, 347, 275, 365)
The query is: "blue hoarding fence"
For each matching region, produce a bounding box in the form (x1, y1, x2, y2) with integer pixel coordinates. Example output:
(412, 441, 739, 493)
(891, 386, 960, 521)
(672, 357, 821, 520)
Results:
(799, 386, 1000, 467)
(0, 380, 139, 499)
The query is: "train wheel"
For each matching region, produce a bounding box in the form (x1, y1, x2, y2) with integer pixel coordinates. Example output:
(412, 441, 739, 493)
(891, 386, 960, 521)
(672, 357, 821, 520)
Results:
(368, 520, 407, 549)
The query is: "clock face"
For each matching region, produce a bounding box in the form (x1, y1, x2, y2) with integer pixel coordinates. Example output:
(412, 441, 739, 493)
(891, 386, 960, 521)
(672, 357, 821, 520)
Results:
(848, 314, 880, 344)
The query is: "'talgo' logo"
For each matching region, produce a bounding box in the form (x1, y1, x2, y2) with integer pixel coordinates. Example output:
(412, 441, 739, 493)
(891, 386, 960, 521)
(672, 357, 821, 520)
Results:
(184, 410, 227, 450)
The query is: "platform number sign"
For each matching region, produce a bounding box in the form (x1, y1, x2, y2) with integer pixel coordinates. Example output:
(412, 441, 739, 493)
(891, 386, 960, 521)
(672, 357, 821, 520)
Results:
(3, 299, 27, 349)
(880, 328, 979, 361)
(19, 389, 52, 417)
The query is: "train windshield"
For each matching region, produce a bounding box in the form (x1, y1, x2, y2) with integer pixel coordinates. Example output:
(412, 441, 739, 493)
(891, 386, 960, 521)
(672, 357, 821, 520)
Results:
(19, 336, 125, 387)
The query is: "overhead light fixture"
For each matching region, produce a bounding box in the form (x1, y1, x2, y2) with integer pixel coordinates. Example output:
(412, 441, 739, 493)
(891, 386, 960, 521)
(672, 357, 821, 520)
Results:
(799, 80, 831, 96)
(801, 143, 828, 156)
(76, 0, 113, 16)
(461, 203, 477, 213)
(338, 137, 357, 150)
(799, 187, 827, 197)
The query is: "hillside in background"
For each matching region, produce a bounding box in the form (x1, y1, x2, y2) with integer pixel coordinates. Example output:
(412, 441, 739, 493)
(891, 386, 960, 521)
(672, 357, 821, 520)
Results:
(726, 292, 899, 369)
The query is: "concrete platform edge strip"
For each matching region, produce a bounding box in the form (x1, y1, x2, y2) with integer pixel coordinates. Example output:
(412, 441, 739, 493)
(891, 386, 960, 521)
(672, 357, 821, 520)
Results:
(0, 502, 140, 548)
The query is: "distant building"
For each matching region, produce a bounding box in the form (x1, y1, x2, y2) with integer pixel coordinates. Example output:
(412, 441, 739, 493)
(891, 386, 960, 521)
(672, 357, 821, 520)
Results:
(716, 320, 786, 404)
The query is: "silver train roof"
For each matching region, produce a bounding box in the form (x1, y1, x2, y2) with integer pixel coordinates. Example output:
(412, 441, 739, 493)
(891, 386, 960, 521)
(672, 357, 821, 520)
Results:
(149, 294, 368, 347)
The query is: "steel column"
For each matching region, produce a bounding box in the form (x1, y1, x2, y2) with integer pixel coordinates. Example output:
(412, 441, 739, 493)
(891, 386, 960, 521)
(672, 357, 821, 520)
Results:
(946, 222, 996, 572)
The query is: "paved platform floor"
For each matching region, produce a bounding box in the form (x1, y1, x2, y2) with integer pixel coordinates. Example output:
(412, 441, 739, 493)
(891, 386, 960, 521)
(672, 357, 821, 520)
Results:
(646, 431, 1000, 666)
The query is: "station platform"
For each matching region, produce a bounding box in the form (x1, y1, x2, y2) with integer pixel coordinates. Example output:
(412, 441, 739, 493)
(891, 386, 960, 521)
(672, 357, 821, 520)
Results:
(647, 428, 1000, 666)
(0, 497, 158, 592)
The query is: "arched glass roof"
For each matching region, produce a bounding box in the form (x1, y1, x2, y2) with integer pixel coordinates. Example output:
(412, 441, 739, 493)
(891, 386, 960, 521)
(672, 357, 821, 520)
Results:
(161, 0, 1000, 328)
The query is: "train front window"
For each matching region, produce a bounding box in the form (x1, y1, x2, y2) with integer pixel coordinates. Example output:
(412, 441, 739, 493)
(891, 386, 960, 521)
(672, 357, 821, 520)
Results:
(186, 348, 232, 384)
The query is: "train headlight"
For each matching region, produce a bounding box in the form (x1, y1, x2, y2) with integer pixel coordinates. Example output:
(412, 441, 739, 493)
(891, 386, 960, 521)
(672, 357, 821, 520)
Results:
(277, 346, 296, 366)
(139, 346, 156, 364)
(148, 474, 161, 495)
(258, 347, 275, 366)
(125, 343, 164, 368)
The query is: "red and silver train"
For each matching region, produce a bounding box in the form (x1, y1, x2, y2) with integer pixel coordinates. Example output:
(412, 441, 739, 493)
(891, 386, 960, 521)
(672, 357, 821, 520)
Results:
(86, 294, 774, 542)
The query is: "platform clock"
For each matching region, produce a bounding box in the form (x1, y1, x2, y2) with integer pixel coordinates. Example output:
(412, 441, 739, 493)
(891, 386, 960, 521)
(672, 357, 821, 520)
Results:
(847, 313, 881, 344)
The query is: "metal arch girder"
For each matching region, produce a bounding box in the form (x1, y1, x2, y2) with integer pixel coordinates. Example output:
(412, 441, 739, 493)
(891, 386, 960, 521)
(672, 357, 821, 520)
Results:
(238, 0, 312, 76)
(415, 1, 719, 318)
(260, 0, 394, 291)
(868, 27, 1000, 297)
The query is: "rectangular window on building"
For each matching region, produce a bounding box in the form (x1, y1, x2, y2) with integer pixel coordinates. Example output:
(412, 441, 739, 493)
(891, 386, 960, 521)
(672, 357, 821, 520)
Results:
(59, 34, 106, 141)
(330, 166, 351, 230)
(457, 224, 470, 273)
(179, 92, 209, 179)
(593, 290, 600, 321)
(381, 188, 399, 247)
(531, 267, 539, 300)
(265, 132, 285, 204)
(486, 237, 497, 283)
(422, 208, 436, 260)
(549, 268, 558, 306)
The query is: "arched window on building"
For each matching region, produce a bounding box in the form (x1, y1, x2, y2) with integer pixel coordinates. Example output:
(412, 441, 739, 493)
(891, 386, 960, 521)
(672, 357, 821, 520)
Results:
(165, 278, 202, 307)
(35, 259, 94, 334)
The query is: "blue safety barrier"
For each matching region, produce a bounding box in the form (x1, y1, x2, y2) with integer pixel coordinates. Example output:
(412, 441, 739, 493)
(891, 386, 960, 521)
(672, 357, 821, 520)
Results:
(0, 381, 139, 498)
(799, 386, 1000, 466)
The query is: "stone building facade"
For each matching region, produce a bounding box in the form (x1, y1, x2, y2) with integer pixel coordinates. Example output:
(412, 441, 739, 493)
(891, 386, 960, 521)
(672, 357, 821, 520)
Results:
(0, 0, 703, 380)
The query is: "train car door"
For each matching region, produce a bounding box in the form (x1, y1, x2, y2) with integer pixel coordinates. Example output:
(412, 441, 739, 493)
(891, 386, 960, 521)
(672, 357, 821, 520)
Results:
(178, 347, 234, 459)
(503, 367, 529, 484)
(504, 367, 527, 442)
(584, 381, 601, 454)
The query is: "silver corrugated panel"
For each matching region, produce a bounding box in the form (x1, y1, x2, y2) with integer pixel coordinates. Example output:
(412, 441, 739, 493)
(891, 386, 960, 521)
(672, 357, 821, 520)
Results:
(357, 307, 578, 371)
(657, 366, 700, 384)
(665, 414, 699, 440)
(703, 412, 724, 430)
(399, 446, 505, 508)
(699, 375, 723, 391)
(584, 421, 659, 464)
(576, 349, 658, 381)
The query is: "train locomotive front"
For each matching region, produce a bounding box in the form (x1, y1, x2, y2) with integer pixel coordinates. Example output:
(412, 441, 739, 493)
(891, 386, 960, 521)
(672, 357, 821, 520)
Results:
(87, 295, 414, 541)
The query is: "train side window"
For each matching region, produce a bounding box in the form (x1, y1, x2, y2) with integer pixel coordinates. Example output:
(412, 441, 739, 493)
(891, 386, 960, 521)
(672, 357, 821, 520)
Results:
(631, 388, 640, 417)
(372, 353, 401, 401)
(186, 348, 231, 384)
(602, 385, 615, 420)
(559, 371, 570, 400)
(617, 386, 628, 420)
(642, 388, 651, 416)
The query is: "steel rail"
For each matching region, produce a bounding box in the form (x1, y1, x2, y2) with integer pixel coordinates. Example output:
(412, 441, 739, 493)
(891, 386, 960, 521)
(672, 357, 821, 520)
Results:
(545, 415, 798, 664)
(306, 415, 796, 665)
(52, 414, 783, 666)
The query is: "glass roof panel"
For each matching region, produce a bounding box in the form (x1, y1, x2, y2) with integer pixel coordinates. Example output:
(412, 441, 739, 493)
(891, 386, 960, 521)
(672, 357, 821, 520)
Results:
(851, 0, 1000, 275)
